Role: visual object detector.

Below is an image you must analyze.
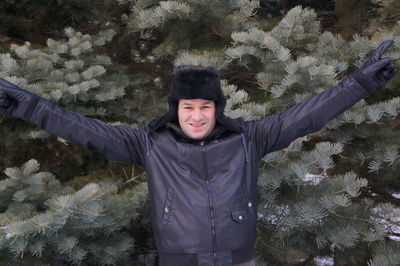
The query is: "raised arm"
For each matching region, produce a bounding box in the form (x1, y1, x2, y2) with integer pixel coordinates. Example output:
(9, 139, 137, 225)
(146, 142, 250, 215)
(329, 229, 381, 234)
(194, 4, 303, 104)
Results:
(247, 40, 398, 158)
(0, 78, 147, 165)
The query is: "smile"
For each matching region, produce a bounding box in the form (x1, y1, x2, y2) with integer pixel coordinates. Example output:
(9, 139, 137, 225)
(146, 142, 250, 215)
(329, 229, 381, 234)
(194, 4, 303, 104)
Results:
(189, 122, 206, 128)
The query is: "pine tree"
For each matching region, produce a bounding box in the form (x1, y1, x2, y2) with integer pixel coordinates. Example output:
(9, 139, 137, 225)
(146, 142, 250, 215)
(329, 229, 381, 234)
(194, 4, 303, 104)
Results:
(1, 1, 400, 265)
(0, 26, 163, 169)
(189, 7, 400, 264)
(126, 2, 400, 264)
(0, 159, 148, 265)
(119, 0, 261, 57)
(0, 24, 162, 264)
(0, 0, 123, 44)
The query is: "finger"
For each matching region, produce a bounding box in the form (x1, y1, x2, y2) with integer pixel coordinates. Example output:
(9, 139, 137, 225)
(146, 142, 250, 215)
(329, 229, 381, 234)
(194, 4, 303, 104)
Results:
(366, 40, 394, 65)
(0, 78, 27, 93)
(0, 78, 17, 94)
(387, 66, 398, 80)
(381, 62, 396, 73)
(0, 78, 26, 101)
(380, 63, 398, 80)
(0, 98, 12, 108)
(367, 57, 392, 74)
(0, 78, 17, 89)
(381, 68, 398, 82)
(0, 94, 12, 107)
(385, 62, 396, 69)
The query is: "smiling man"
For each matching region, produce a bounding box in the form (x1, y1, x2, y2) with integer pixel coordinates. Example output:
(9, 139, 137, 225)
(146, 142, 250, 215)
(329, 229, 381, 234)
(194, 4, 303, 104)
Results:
(0, 41, 398, 266)
(178, 99, 216, 140)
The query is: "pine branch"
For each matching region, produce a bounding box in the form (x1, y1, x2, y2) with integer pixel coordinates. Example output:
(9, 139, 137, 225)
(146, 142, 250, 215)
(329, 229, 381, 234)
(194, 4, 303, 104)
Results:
(369, 184, 400, 206)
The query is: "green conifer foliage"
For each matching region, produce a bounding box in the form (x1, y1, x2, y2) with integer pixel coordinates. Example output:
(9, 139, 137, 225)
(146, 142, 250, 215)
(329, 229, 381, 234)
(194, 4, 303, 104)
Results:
(120, 0, 261, 57)
(0, 27, 126, 115)
(0, 26, 159, 264)
(0, 26, 162, 167)
(1, 27, 118, 141)
(0, 0, 123, 44)
(0, 159, 148, 265)
(222, 7, 400, 265)
(166, 5, 400, 264)
(1, 1, 400, 264)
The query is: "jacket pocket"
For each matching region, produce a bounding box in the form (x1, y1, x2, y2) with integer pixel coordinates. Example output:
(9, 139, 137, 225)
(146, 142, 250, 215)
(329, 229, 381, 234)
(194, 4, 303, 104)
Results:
(220, 206, 256, 247)
(231, 209, 247, 223)
(161, 187, 175, 231)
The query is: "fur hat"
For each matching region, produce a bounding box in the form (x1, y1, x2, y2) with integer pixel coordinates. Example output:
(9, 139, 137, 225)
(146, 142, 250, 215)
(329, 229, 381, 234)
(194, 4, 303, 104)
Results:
(148, 65, 243, 133)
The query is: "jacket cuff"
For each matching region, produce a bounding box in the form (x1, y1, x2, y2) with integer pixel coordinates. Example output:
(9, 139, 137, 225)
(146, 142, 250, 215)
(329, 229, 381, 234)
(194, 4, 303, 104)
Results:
(350, 70, 376, 94)
(29, 97, 51, 126)
(21, 96, 40, 122)
(343, 75, 372, 99)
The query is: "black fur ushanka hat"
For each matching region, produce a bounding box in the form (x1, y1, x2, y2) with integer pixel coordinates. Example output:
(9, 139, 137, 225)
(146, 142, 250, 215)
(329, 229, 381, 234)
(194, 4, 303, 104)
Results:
(148, 65, 243, 133)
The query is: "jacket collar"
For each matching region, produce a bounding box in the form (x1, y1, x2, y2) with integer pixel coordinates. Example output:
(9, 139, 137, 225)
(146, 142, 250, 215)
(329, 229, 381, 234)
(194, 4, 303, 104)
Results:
(166, 122, 229, 144)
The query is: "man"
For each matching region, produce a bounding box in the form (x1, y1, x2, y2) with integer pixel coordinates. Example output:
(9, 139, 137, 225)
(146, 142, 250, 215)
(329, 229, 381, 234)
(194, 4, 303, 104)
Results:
(0, 40, 398, 266)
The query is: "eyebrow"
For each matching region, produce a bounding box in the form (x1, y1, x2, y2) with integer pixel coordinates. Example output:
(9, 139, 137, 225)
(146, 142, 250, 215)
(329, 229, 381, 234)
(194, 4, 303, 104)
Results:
(182, 101, 212, 106)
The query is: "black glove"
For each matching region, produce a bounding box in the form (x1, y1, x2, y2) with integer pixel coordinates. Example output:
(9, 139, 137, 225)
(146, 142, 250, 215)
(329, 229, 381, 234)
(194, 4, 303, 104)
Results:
(352, 39, 398, 93)
(0, 78, 40, 120)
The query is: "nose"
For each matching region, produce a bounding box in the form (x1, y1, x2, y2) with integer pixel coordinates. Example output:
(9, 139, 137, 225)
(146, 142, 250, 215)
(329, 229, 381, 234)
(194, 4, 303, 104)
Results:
(191, 108, 203, 121)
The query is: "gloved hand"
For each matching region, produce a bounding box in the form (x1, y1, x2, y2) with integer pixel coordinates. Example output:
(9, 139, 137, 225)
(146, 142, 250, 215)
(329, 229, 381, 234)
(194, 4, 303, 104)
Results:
(0, 78, 40, 120)
(352, 39, 398, 93)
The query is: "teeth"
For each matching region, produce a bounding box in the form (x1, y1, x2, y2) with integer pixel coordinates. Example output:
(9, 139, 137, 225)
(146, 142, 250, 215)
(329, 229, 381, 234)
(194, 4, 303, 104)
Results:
(190, 122, 205, 126)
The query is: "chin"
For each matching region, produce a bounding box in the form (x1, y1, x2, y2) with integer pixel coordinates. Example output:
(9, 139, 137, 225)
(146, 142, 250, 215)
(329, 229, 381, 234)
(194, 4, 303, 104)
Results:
(186, 130, 210, 139)
(189, 134, 206, 140)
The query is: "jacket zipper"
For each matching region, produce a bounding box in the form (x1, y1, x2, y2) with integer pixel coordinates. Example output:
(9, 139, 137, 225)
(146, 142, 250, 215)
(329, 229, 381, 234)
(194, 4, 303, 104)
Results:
(200, 141, 218, 265)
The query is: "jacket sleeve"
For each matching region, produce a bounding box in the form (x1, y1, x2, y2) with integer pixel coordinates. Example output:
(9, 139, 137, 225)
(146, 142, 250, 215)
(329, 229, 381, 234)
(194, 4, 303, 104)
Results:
(246, 76, 371, 159)
(27, 98, 147, 165)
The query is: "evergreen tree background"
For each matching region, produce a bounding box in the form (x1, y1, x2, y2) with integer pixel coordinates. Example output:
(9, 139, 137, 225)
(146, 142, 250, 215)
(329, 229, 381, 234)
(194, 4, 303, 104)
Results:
(0, 0, 400, 265)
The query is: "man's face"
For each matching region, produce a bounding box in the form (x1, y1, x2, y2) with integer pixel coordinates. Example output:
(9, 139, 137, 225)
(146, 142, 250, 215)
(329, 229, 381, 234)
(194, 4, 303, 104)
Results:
(178, 99, 216, 140)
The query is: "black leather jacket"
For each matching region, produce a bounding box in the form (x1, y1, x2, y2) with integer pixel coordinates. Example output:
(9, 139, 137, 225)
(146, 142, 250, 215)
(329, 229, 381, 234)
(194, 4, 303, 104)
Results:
(24, 76, 370, 265)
